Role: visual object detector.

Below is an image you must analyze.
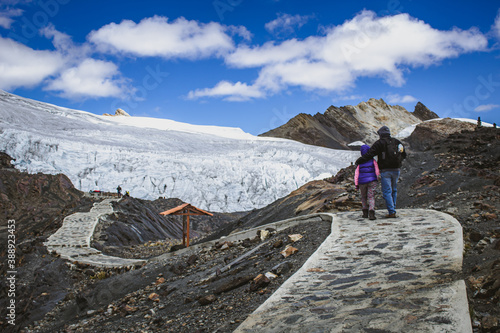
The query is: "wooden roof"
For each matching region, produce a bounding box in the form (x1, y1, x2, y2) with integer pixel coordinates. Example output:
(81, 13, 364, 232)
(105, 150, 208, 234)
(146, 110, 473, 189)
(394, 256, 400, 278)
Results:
(160, 203, 213, 216)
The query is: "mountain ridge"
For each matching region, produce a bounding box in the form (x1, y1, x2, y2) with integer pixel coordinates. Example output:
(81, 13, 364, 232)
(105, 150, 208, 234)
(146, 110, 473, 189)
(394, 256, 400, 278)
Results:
(260, 98, 439, 149)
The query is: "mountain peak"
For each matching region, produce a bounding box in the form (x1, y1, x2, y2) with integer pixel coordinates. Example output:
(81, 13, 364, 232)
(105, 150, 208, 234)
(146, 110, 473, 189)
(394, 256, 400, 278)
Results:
(104, 108, 131, 117)
(261, 98, 422, 149)
(412, 102, 439, 121)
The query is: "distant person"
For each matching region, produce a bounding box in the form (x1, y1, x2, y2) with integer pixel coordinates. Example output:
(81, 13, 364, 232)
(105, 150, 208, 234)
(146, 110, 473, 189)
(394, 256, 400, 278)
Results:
(117, 185, 122, 197)
(124, 191, 130, 197)
(477, 116, 482, 128)
(355, 126, 406, 218)
(354, 144, 380, 220)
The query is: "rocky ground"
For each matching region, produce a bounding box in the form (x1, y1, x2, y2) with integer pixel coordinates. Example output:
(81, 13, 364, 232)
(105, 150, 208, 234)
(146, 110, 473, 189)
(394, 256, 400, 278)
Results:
(1, 124, 499, 332)
(325, 125, 500, 331)
(402, 126, 500, 331)
(24, 222, 331, 333)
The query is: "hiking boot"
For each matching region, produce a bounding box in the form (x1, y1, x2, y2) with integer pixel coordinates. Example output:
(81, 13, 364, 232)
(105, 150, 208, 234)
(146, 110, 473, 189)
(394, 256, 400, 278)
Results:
(385, 213, 397, 218)
(362, 209, 369, 218)
(369, 210, 376, 220)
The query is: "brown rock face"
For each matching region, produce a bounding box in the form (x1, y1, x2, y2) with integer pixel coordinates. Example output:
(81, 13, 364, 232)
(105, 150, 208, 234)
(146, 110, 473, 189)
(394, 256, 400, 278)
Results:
(259, 99, 422, 149)
(0, 155, 91, 242)
(405, 118, 476, 151)
(412, 102, 439, 121)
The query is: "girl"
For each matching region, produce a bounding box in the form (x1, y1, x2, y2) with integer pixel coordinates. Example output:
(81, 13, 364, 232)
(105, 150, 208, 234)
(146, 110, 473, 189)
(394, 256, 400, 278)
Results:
(354, 145, 380, 220)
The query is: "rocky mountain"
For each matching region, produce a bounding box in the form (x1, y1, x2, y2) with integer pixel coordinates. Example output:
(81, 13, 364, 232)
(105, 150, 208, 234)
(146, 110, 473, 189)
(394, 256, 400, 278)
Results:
(259, 98, 438, 149)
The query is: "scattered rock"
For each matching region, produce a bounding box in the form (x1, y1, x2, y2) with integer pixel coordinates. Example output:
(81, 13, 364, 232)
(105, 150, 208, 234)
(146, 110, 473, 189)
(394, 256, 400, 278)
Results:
(250, 274, 271, 292)
(259, 230, 270, 241)
(187, 254, 198, 266)
(288, 234, 303, 242)
(481, 315, 499, 330)
(280, 245, 299, 258)
(198, 294, 217, 306)
(214, 276, 253, 294)
(155, 277, 165, 285)
(307, 268, 326, 273)
(272, 239, 284, 248)
(272, 262, 293, 276)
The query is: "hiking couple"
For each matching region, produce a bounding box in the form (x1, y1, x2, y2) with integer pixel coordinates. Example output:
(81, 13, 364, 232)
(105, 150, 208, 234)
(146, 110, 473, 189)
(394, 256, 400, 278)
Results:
(354, 126, 406, 220)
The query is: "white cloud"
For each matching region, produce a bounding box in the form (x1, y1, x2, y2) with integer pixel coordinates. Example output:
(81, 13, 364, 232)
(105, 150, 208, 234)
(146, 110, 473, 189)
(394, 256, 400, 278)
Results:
(474, 104, 500, 112)
(0, 37, 64, 90)
(225, 38, 319, 68)
(45, 59, 128, 99)
(88, 16, 239, 59)
(198, 10, 488, 101)
(494, 9, 500, 39)
(385, 93, 418, 104)
(265, 13, 312, 36)
(0, 24, 130, 99)
(332, 94, 364, 102)
(0, 8, 22, 29)
(187, 81, 265, 102)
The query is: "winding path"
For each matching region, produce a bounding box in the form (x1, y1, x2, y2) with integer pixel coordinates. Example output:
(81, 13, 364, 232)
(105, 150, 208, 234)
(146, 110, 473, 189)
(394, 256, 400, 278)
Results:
(44, 199, 145, 268)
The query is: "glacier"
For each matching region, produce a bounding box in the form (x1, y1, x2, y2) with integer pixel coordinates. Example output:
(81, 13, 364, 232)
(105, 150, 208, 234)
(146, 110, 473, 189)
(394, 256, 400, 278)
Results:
(0, 90, 358, 212)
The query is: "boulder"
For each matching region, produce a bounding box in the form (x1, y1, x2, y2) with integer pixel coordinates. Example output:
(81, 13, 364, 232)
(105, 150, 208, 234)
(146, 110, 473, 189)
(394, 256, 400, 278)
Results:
(198, 294, 217, 306)
(280, 245, 299, 258)
(249, 274, 270, 292)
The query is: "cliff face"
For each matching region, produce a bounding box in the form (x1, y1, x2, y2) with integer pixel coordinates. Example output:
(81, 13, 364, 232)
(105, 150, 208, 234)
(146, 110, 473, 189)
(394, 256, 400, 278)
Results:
(260, 99, 438, 149)
(0, 152, 93, 242)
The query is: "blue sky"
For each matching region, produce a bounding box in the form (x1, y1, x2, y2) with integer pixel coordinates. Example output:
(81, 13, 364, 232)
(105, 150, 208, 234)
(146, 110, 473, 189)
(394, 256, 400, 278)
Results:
(1, 0, 499, 134)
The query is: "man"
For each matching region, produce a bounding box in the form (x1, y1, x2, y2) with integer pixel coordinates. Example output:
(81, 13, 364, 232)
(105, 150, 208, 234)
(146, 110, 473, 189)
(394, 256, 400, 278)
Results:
(355, 126, 406, 218)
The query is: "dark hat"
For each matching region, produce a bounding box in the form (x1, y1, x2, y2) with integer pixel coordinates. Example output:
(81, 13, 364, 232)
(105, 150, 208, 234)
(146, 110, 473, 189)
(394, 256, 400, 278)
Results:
(377, 126, 391, 138)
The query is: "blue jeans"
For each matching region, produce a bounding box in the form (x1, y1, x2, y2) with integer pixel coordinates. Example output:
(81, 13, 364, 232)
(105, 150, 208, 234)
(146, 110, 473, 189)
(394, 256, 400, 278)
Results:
(380, 170, 400, 214)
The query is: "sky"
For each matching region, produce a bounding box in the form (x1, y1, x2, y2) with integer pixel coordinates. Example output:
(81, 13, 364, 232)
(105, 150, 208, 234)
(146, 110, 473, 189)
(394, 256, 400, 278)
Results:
(1, 0, 499, 135)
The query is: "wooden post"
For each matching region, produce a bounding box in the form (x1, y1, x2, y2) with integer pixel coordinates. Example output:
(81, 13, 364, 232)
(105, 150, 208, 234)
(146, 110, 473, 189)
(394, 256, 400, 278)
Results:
(186, 213, 191, 247)
(182, 215, 186, 246)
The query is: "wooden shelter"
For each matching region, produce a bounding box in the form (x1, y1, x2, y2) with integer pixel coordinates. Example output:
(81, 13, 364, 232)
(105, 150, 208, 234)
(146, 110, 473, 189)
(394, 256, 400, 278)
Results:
(160, 203, 213, 247)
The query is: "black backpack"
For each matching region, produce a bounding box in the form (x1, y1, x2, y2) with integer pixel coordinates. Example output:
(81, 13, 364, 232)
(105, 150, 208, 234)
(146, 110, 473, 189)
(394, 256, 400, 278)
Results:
(381, 137, 405, 166)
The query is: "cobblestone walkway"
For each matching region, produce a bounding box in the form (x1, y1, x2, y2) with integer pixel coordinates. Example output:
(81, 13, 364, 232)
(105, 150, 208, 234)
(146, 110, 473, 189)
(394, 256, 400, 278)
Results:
(235, 209, 471, 333)
(44, 199, 145, 268)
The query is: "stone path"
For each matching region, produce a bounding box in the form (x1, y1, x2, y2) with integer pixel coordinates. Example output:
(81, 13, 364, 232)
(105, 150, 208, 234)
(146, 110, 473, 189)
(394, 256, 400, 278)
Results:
(235, 209, 472, 333)
(43, 203, 472, 331)
(44, 199, 145, 268)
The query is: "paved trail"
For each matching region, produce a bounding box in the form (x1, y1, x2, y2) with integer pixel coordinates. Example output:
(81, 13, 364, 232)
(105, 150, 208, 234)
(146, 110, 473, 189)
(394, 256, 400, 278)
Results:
(44, 199, 145, 268)
(235, 209, 471, 333)
(44, 203, 471, 331)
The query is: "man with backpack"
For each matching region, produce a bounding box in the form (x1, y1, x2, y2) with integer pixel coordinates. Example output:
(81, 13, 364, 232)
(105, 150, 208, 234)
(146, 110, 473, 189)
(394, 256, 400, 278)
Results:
(355, 126, 406, 218)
